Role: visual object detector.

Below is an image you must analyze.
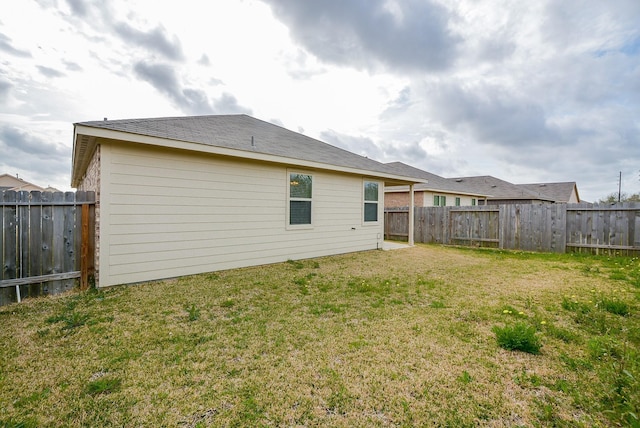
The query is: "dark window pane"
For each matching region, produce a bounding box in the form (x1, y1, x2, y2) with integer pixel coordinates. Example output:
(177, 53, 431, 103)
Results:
(290, 200, 311, 224)
(290, 174, 312, 198)
(364, 181, 378, 201)
(364, 202, 378, 222)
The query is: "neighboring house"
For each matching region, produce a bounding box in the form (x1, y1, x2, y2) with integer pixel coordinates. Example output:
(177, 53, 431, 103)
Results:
(0, 173, 59, 192)
(450, 176, 580, 205)
(516, 182, 580, 203)
(449, 176, 555, 205)
(71, 114, 423, 288)
(384, 163, 581, 207)
(384, 162, 490, 208)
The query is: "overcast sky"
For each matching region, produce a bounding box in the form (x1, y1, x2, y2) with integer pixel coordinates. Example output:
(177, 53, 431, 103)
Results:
(1, 0, 638, 201)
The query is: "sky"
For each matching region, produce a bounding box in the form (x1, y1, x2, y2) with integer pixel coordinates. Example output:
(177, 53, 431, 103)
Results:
(1, 0, 639, 202)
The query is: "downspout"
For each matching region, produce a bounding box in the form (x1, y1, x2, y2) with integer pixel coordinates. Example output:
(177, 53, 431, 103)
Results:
(409, 184, 415, 246)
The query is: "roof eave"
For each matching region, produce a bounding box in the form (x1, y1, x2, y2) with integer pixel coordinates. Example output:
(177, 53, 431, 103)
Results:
(385, 184, 490, 197)
(71, 125, 425, 187)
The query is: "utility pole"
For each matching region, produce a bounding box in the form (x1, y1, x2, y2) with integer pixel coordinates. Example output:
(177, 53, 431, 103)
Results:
(618, 171, 622, 202)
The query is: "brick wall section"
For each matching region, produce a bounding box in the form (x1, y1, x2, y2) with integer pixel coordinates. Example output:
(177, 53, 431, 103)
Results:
(385, 191, 424, 208)
(77, 146, 100, 284)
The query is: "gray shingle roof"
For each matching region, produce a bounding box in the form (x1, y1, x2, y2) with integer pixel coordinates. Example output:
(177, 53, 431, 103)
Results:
(517, 182, 578, 203)
(385, 162, 489, 196)
(383, 163, 579, 202)
(76, 114, 415, 179)
(449, 176, 555, 201)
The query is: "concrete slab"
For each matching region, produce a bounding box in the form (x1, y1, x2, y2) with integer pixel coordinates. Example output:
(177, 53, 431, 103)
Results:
(382, 241, 412, 251)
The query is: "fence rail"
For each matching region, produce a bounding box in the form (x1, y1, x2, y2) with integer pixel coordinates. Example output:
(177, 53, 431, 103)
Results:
(1, 190, 96, 306)
(385, 203, 640, 256)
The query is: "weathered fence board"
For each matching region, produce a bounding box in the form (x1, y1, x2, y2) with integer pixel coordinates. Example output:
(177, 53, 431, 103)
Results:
(384, 203, 640, 256)
(450, 208, 499, 248)
(0, 190, 95, 306)
(565, 203, 640, 255)
(384, 209, 409, 241)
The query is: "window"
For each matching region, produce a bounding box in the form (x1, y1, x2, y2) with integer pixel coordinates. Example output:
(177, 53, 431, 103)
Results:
(434, 195, 446, 207)
(364, 181, 379, 222)
(455, 197, 461, 206)
(289, 173, 312, 225)
(471, 198, 476, 206)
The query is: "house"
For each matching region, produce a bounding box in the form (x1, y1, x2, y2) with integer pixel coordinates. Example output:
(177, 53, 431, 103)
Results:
(516, 182, 580, 203)
(384, 162, 490, 207)
(71, 114, 424, 288)
(0, 173, 59, 192)
(450, 176, 580, 204)
(384, 163, 581, 207)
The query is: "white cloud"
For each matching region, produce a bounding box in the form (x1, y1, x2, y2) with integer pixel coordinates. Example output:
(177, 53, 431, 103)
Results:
(0, 0, 638, 201)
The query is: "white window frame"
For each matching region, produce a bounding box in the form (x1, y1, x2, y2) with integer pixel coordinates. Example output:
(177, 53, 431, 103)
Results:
(362, 179, 380, 225)
(286, 170, 314, 230)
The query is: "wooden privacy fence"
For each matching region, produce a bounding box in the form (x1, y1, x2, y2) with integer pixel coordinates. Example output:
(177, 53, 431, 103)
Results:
(1, 190, 96, 306)
(385, 203, 640, 255)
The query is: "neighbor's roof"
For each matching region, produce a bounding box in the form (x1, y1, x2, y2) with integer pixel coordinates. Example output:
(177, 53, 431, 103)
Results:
(0, 173, 47, 192)
(449, 176, 556, 202)
(72, 115, 425, 187)
(384, 162, 490, 197)
(517, 182, 579, 203)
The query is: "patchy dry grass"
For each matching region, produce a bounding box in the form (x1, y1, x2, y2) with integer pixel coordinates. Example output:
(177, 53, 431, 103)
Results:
(0, 245, 638, 427)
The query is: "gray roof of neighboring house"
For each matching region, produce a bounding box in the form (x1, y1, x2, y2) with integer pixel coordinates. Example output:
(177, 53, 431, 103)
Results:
(449, 176, 556, 201)
(517, 182, 579, 203)
(75, 114, 418, 180)
(385, 162, 490, 196)
(383, 163, 579, 203)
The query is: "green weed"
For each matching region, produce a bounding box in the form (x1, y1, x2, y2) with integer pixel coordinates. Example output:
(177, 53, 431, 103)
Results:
(493, 322, 542, 354)
(599, 297, 630, 316)
(458, 371, 473, 384)
(86, 376, 122, 396)
(286, 259, 305, 269)
(13, 388, 51, 408)
(46, 311, 89, 332)
(185, 304, 200, 321)
(220, 299, 235, 308)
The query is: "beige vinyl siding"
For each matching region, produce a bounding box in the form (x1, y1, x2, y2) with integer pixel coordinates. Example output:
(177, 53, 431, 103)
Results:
(98, 142, 384, 287)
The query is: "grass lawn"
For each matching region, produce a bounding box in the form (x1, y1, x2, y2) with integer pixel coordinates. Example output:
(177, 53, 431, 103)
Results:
(1, 244, 639, 427)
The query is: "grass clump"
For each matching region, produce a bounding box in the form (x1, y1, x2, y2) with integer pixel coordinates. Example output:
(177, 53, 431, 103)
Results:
(493, 321, 542, 354)
(0, 418, 38, 428)
(185, 304, 200, 321)
(599, 297, 630, 316)
(45, 311, 89, 332)
(86, 376, 122, 396)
